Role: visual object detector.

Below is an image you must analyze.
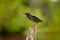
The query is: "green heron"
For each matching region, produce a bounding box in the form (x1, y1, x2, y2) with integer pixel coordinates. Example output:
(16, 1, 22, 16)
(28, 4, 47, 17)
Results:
(24, 13, 43, 23)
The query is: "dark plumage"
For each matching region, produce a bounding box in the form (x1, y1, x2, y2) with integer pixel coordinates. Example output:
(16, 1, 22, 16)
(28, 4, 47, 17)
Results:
(24, 13, 43, 23)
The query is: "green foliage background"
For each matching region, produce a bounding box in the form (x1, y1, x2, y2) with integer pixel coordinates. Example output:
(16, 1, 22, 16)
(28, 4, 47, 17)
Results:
(0, 0, 60, 40)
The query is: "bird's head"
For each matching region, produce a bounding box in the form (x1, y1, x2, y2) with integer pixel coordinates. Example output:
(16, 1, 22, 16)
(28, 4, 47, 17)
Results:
(23, 12, 31, 16)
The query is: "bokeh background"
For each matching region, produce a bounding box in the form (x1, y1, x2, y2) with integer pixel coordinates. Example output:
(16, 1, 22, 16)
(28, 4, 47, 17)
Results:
(0, 0, 60, 40)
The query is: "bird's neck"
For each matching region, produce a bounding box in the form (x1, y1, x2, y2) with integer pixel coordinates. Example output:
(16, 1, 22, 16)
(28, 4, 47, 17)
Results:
(26, 14, 30, 16)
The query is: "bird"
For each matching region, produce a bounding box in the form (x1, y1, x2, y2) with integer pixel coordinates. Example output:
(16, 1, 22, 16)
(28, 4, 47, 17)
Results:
(24, 13, 43, 40)
(23, 13, 43, 23)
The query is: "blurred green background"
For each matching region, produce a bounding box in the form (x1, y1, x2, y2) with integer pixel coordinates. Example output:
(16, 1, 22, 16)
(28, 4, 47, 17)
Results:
(0, 0, 60, 40)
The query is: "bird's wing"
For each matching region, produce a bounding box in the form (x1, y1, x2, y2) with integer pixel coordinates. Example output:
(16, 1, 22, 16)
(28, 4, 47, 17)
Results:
(29, 15, 41, 22)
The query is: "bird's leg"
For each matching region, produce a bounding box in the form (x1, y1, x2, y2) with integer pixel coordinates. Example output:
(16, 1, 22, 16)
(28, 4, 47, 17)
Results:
(31, 23, 37, 27)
